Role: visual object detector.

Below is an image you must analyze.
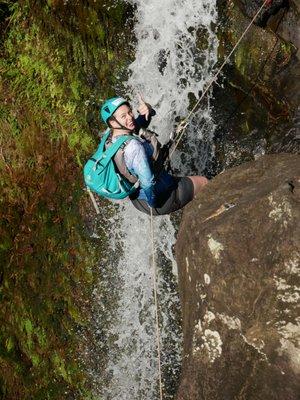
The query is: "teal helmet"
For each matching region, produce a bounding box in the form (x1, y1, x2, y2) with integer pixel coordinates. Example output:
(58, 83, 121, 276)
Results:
(100, 97, 130, 125)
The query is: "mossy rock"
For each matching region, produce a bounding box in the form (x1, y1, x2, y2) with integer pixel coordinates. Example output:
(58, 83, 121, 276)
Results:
(211, 0, 300, 173)
(220, 0, 297, 104)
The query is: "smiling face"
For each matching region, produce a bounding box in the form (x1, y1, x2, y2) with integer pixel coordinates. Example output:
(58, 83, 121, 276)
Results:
(110, 104, 135, 133)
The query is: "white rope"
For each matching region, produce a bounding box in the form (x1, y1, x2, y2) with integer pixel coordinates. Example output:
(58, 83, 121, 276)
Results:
(170, 0, 271, 158)
(86, 187, 100, 215)
(150, 208, 163, 400)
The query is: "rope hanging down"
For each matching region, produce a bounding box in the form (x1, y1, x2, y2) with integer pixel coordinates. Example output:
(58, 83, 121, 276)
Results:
(169, 0, 272, 158)
(150, 208, 164, 400)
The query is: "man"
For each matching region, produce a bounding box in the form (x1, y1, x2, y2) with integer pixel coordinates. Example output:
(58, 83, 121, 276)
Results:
(100, 95, 208, 215)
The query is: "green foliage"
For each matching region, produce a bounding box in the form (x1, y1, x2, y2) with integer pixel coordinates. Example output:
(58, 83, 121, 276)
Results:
(5, 337, 14, 353)
(0, 0, 134, 398)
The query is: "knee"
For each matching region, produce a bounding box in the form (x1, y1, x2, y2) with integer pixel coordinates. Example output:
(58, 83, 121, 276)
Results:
(188, 175, 208, 196)
(196, 176, 208, 186)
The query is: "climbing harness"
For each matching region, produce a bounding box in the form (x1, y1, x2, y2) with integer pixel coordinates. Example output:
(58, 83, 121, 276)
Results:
(150, 208, 164, 400)
(169, 0, 273, 158)
(152, 138, 174, 176)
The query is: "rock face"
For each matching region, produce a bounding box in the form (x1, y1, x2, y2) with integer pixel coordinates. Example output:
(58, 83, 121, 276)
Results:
(238, 0, 288, 27)
(212, 0, 300, 173)
(175, 154, 300, 400)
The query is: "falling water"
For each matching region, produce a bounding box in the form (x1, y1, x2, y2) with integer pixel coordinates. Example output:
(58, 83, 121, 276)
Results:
(95, 1, 218, 399)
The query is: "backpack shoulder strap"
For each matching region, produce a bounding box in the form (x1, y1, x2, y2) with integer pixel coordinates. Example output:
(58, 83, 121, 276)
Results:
(96, 134, 138, 184)
(95, 133, 132, 169)
(139, 128, 161, 160)
(98, 129, 111, 153)
(114, 138, 138, 184)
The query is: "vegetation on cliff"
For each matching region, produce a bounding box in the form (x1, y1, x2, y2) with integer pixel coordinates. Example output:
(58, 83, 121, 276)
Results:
(0, 0, 133, 398)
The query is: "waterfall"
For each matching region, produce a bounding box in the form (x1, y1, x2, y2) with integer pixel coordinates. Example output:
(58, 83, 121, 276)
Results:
(96, 1, 218, 399)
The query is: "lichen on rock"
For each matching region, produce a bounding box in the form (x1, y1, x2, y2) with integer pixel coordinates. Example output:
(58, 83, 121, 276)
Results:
(175, 154, 300, 400)
(207, 235, 224, 263)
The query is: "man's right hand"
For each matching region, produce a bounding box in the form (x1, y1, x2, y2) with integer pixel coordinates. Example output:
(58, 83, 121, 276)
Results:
(137, 93, 152, 121)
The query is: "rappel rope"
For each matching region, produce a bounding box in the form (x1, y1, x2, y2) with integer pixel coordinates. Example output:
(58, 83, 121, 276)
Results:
(169, 0, 272, 158)
(150, 208, 164, 400)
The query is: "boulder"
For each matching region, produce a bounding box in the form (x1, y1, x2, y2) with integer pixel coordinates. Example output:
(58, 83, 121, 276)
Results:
(175, 154, 300, 400)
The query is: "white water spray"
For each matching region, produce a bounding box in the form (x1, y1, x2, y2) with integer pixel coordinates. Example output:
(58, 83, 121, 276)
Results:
(99, 1, 218, 399)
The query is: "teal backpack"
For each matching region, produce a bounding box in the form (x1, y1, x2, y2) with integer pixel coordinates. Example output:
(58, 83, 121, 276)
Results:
(83, 130, 139, 200)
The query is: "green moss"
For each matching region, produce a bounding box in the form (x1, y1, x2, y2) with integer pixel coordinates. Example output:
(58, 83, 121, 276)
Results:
(51, 352, 70, 383)
(35, 327, 48, 349)
(0, 0, 133, 398)
(216, 0, 296, 131)
(276, 40, 296, 66)
(5, 337, 14, 353)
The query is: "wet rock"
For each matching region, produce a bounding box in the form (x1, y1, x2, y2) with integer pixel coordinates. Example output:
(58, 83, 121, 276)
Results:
(211, 0, 300, 172)
(175, 154, 300, 400)
(237, 0, 288, 27)
(267, 1, 300, 58)
(218, 0, 298, 108)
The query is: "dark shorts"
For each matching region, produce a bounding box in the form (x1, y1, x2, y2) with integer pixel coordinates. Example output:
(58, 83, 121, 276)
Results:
(130, 177, 194, 216)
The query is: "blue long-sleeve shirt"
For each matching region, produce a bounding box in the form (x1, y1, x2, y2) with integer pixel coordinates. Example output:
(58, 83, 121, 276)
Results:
(110, 110, 176, 207)
(124, 112, 176, 207)
(124, 138, 156, 206)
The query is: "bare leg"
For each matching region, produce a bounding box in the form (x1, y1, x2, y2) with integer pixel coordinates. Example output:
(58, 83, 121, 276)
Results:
(188, 175, 208, 197)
